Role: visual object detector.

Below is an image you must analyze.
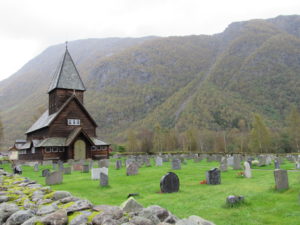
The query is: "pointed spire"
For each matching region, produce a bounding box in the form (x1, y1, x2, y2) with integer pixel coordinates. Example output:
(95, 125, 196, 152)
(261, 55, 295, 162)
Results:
(48, 43, 86, 93)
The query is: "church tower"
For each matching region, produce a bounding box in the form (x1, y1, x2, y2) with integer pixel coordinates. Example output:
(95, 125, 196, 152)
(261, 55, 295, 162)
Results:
(48, 44, 86, 115)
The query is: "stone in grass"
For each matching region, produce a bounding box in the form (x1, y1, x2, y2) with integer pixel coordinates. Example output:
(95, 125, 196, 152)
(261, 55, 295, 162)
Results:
(274, 169, 289, 190)
(121, 197, 143, 213)
(40, 209, 68, 225)
(45, 171, 63, 185)
(176, 215, 216, 225)
(5, 210, 34, 225)
(226, 195, 245, 207)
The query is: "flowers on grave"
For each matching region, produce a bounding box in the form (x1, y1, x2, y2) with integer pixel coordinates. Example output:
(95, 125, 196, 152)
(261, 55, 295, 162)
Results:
(200, 179, 207, 184)
(236, 171, 245, 178)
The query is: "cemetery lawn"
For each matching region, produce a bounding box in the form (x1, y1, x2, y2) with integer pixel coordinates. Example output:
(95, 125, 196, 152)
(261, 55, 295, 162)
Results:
(3, 160, 300, 225)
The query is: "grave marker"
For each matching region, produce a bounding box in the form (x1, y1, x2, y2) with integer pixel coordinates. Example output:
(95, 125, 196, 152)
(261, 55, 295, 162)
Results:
(126, 163, 138, 176)
(160, 172, 180, 193)
(206, 168, 221, 185)
(274, 169, 289, 190)
(45, 171, 63, 185)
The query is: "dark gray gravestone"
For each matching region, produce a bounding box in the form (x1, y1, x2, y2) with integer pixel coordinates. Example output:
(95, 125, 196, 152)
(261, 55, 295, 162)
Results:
(126, 163, 138, 176)
(34, 163, 39, 172)
(115, 160, 122, 170)
(100, 170, 109, 187)
(274, 169, 289, 190)
(45, 171, 63, 185)
(172, 159, 181, 170)
(82, 165, 89, 173)
(42, 169, 50, 177)
(64, 167, 71, 175)
(160, 172, 180, 193)
(206, 168, 221, 185)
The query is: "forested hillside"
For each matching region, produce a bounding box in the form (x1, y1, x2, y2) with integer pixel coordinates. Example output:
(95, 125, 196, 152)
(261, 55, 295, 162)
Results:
(1, 15, 300, 153)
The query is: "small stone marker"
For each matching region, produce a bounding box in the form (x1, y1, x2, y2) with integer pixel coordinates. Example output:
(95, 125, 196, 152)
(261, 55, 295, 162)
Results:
(219, 156, 228, 172)
(155, 157, 163, 166)
(226, 195, 245, 207)
(144, 158, 151, 167)
(73, 163, 83, 171)
(160, 172, 180, 193)
(91, 168, 101, 180)
(206, 168, 221, 185)
(172, 159, 181, 170)
(100, 168, 109, 187)
(126, 163, 138, 176)
(98, 159, 109, 168)
(274, 169, 289, 190)
(115, 160, 122, 170)
(64, 167, 71, 175)
(243, 161, 251, 178)
(45, 171, 63, 185)
(274, 159, 280, 169)
(42, 169, 50, 177)
(34, 163, 39, 172)
(82, 165, 89, 173)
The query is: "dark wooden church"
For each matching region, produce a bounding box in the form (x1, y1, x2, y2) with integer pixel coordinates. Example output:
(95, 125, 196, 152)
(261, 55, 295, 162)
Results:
(17, 45, 110, 161)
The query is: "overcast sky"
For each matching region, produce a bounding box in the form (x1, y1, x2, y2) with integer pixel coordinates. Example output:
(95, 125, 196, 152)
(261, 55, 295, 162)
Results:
(0, 0, 299, 81)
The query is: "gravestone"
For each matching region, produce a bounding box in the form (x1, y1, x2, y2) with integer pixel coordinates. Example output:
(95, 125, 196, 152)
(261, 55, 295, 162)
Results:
(89, 160, 94, 169)
(52, 163, 57, 170)
(160, 172, 180, 193)
(14, 165, 22, 175)
(115, 160, 122, 170)
(82, 164, 89, 173)
(126, 163, 138, 176)
(34, 163, 39, 172)
(227, 156, 234, 167)
(67, 159, 74, 166)
(125, 158, 134, 167)
(244, 161, 251, 178)
(91, 168, 101, 180)
(100, 167, 109, 187)
(98, 159, 110, 168)
(274, 159, 280, 169)
(206, 168, 221, 185)
(58, 161, 64, 172)
(295, 161, 300, 169)
(156, 157, 163, 166)
(274, 169, 289, 190)
(64, 167, 71, 175)
(144, 158, 151, 167)
(42, 169, 50, 177)
(233, 155, 241, 170)
(172, 159, 181, 170)
(219, 156, 228, 172)
(73, 163, 83, 171)
(258, 155, 267, 166)
(45, 171, 63, 185)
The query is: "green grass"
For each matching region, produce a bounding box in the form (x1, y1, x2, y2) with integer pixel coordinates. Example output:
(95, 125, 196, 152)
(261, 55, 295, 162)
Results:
(2, 159, 300, 225)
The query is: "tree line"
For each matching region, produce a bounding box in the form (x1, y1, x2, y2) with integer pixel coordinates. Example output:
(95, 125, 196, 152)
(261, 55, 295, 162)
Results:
(123, 106, 300, 154)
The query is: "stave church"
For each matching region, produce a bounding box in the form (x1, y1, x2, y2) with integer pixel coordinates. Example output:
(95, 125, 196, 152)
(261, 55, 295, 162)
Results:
(15, 44, 110, 161)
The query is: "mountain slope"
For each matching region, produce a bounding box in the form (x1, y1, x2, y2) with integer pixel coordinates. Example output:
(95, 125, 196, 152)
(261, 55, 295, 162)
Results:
(1, 15, 300, 149)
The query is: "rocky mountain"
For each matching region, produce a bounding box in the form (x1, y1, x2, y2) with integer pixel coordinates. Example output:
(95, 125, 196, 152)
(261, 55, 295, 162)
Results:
(1, 15, 300, 149)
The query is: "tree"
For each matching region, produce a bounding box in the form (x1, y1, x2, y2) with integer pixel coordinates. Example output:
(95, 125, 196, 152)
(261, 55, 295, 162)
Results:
(0, 116, 3, 151)
(152, 122, 163, 153)
(249, 113, 271, 153)
(126, 130, 138, 153)
(286, 105, 300, 152)
(137, 128, 153, 153)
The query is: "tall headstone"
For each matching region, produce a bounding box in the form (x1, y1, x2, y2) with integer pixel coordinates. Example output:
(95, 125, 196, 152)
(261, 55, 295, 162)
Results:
(45, 171, 63, 185)
(34, 163, 39, 172)
(219, 156, 228, 172)
(160, 172, 180, 193)
(172, 159, 181, 170)
(227, 156, 234, 167)
(99, 159, 110, 168)
(100, 167, 109, 187)
(206, 168, 221, 185)
(156, 157, 163, 166)
(274, 169, 289, 190)
(115, 160, 122, 170)
(243, 161, 251, 178)
(126, 163, 138, 176)
(233, 155, 241, 170)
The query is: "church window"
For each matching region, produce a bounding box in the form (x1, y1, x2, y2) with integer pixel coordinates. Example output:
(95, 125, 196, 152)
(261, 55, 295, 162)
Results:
(31, 147, 35, 154)
(67, 119, 80, 125)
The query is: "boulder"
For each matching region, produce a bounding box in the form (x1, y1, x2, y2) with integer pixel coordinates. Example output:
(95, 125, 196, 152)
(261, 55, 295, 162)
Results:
(121, 197, 143, 213)
(36, 204, 58, 215)
(130, 216, 154, 225)
(65, 199, 92, 213)
(0, 202, 19, 223)
(53, 191, 72, 200)
(5, 210, 34, 225)
(93, 205, 123, 220)
(69, 213, 88, 225)
(40, 209, 68, 225)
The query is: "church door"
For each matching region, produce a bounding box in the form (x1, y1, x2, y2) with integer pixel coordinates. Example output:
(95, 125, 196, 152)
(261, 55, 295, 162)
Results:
(74, 140, 86, 160)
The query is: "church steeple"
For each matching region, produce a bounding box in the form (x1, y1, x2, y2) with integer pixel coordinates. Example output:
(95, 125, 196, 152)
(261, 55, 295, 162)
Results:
(48, 43, 86, 115)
